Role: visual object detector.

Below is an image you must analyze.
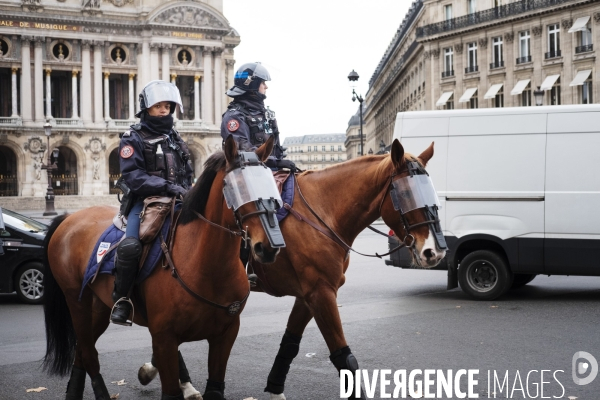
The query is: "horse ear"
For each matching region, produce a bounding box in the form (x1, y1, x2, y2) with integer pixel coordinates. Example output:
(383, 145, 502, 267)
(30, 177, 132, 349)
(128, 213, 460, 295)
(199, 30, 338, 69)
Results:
(417, 142, 435, 167)
(255, 135, 275, 163)
(223, 134, 239, 164)
(390, 139, 405, 170)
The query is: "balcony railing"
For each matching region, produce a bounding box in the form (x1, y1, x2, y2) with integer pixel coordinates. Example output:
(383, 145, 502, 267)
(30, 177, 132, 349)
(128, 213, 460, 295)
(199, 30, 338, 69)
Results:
(545, 50, 562, 59)
(490, 61, 504, 69)
(54, 118, 84, 127)
(465, 65, 479, 73)
(575, 44, 593, 54)
(417, 0, 575, 38)
(0, 117, 22, 126)
(441, 70, 455, 78)
(516, 55, 532, 64)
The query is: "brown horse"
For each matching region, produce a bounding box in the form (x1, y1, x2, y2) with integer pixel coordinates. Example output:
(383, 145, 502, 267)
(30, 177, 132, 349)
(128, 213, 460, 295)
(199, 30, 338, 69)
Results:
(140, 139, 447, 399)
(42, 136, 283, 400)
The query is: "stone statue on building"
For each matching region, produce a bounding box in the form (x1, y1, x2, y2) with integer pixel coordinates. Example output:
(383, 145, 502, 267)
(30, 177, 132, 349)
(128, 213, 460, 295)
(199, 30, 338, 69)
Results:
(32, 152, 43, 181)
(92, 156, 100, 180)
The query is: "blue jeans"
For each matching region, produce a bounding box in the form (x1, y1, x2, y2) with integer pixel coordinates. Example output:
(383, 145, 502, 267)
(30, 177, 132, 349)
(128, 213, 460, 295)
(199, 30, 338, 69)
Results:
(125, 200, 144, 239)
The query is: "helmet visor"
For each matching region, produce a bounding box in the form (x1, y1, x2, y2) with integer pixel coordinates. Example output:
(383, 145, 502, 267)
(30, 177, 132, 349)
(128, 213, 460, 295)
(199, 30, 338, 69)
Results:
(390, 174, 440, 213)
(142, 81, 184, 113)
(223, 166, 283, 211)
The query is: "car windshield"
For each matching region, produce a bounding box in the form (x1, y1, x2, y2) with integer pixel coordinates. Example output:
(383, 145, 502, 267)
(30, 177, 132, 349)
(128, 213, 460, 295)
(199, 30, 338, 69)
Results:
(2, 209, 48, 233)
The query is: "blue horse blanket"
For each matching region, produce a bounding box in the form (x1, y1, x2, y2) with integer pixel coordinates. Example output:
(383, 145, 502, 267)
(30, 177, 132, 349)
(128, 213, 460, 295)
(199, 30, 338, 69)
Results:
(276, 172, 295, 222)
(79, 217, 172, 300)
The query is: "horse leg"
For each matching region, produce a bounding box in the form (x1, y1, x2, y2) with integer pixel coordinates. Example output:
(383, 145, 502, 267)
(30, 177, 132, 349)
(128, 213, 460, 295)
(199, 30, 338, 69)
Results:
(152, 335, 184, 399)
(139, 351, 201, 400)
(264, 297, 313, 399)
(66, 295, 111, 400)
(204, 319, 241, 400)
(304, 280, 363, 400)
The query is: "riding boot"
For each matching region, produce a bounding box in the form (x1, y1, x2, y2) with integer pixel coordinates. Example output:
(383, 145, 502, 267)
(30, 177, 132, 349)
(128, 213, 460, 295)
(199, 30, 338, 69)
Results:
(110, 237, 142, 326)
(203, 379, 225, 400)
(330, 346, 363, 399)
(240, 241, 257, 287)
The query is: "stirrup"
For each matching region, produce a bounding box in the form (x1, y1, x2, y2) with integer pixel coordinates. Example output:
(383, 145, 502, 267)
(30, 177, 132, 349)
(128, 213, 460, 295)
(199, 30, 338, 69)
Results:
(110, 297, 134, 326)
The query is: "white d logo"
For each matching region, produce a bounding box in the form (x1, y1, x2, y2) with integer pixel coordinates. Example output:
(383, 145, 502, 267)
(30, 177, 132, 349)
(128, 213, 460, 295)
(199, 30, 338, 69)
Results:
(572, 351, 598, 385)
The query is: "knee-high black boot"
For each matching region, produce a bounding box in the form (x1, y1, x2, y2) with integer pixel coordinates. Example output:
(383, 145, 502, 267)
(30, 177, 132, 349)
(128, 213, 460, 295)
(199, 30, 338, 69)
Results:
(110, 237, 142, 326)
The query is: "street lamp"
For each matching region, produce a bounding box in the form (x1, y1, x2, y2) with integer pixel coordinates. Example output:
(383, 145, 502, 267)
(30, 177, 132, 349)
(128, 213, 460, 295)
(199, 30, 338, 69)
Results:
(378, 140, 386, 154)
(347, 69, 364, 156)
(533, 86, 544, 106)
(41, 121, 59, 216)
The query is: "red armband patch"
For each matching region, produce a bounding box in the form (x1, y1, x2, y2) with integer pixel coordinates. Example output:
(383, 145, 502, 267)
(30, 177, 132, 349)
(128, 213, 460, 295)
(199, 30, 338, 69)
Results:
(120, 145, 134, 159)
(227, 119, 240, 132)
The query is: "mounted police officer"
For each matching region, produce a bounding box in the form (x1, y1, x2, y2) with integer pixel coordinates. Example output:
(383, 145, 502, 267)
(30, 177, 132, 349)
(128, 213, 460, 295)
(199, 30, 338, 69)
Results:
(111, 80, 193, 326)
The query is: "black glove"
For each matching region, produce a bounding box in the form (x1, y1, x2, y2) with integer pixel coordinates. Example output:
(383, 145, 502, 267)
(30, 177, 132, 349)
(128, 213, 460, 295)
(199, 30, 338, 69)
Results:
(167, 184, 187, 198)
(276, 159, 296, 171)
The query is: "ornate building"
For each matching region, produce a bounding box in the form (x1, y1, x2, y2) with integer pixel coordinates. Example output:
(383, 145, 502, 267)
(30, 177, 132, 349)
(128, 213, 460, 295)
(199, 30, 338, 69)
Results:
(0, 0, 239, 206)
(283, 134, 347, 171)
(348, 0, 599, 158)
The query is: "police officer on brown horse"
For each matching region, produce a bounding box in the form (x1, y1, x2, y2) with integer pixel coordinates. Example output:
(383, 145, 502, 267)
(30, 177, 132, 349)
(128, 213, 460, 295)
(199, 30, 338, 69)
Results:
(111, 80, 193, 326)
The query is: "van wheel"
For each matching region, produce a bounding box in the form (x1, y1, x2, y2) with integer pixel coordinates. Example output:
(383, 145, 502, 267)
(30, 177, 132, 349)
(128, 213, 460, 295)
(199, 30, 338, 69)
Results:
(15, 263, 45, 305)
(511, 274, 536, 289)
(458, 250, 513, 300)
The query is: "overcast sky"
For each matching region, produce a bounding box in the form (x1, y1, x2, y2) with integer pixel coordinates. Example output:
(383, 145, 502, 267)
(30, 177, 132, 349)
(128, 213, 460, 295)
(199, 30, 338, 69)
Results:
(222, 0, 412, 142)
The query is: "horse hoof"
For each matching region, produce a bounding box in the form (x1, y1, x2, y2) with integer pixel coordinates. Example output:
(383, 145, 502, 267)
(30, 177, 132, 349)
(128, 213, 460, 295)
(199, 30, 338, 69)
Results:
(180, 381, 202, 400)
(270, 393, 286, 400)
(138, 362, 158, 385)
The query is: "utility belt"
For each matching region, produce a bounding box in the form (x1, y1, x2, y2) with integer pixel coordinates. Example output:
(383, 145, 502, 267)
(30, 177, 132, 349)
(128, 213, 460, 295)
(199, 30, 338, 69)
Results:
(116, 176, 136, 216)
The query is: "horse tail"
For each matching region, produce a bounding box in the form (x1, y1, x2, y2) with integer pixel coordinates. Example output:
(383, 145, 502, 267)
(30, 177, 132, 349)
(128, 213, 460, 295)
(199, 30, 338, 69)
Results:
(42, 213, 76, 376)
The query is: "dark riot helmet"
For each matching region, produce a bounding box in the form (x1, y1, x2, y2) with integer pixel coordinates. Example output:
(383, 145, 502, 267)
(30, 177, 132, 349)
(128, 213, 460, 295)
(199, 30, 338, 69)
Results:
(135, 80, 184, 117)
(226, 62, 271, 97)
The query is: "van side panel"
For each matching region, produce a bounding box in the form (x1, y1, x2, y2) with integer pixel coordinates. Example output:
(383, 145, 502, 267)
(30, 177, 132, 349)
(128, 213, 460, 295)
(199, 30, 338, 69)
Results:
(448, 114, 547, 136)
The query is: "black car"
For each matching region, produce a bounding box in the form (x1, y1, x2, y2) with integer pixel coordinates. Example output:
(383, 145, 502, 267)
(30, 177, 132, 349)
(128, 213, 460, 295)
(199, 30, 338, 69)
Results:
(0, 208, 48, 304)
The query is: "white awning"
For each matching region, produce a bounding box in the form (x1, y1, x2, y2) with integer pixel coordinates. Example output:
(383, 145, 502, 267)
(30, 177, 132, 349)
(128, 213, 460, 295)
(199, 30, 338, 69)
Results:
(570, 69, 592, 86)
(435, 91, 454, 106)
(510, 79, 531, 95)
(459, 87, 478, 103)
(568, 16, 590, 33)
(484, 83, 503, 99)
(540, 74, 560, 91)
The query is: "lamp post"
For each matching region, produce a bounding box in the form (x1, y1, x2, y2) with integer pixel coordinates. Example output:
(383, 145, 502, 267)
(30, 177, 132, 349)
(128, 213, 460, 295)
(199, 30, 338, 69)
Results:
(533, 86, 544, 106)
(378, 139, 386, 155)
(347, 69, 364, 156)
(41, 121, 59, 216)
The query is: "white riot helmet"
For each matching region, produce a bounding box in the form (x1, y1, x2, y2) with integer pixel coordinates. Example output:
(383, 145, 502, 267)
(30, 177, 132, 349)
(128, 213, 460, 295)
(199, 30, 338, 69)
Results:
(135, 80, 184, 117)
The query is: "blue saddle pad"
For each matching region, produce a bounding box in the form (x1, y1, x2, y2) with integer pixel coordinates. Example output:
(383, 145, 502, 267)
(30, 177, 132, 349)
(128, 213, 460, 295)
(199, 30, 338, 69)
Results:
(79, 215, 173, 300)
(276, 173, 295, 223)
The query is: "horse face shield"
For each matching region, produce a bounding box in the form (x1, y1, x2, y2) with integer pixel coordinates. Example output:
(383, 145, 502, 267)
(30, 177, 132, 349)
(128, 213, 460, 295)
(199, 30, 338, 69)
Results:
(223, 153, 286, 249)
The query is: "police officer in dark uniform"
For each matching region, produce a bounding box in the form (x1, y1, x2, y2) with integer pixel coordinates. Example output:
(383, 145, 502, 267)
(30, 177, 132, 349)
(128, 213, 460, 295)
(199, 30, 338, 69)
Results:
(111, 80, 193, 326)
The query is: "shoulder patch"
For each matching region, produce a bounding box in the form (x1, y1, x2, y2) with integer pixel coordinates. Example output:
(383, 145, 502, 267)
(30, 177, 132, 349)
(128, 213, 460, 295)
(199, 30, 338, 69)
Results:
(120, 145, 134, 159)
(227, 119, 240, 132)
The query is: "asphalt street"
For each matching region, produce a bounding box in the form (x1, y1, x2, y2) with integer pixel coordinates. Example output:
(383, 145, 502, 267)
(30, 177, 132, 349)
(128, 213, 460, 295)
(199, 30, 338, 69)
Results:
(1, 228, 599, 399)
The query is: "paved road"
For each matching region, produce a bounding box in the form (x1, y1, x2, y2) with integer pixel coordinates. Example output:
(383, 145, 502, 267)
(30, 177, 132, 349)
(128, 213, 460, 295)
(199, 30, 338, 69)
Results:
(1, 229, 599, 399)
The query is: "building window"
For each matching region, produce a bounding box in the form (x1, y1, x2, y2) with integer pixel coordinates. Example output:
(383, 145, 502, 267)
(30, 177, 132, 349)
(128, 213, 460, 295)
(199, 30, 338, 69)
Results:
(443, 47, 454, 77)
(444, 94, 454, 110)
(581, 77, 593, 104)
(522, 84, 531, 106)
(307, 146, 311, 152)
(467, 0, 476, 14)
(330, 145, 334, 152)
(444, 4, 453, 20)
(466, 42, 478, 73)
(549, 77, 561, 105)
(494, 87, 504, 108)
(338, 154, 342, 161)
(517, 31, 531, 64)
(577, 22, 593, 53)
(321, 155, 326, 161)
(330, 155, 334, 161)
(547, 24, 561, 58)
(338, 145, 342, 151)
(321, 146, 325, 152)
(469, 92, 478, 109)
(491, 37, 503, 68)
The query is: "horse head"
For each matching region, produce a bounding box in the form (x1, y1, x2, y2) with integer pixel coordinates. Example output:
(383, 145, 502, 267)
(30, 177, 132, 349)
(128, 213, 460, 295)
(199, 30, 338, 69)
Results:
(381, 139, 447, 268)
(222, 135, 283, 264)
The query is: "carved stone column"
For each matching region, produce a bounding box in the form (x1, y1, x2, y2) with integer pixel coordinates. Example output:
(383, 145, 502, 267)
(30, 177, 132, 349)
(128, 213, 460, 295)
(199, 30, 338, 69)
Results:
(194, 74, 201, 121)
(150, 43, 160, 82)
(103, 72, 111, 120)
(45, 69, 52, 119)
(142, 40, 150, 87)
(213, 49, 223, 125)
(34, 37, 44, 122)
(202, 47, 213, 125)
(93, 42, 104, 124)
(128, 73, 135, 120)
(170, 73, 178, 119)
(225, 59, 235, 106)
(81, 40, 93, 125)
(20, 36, 32, 123)
(11, 68, 19, 117)
(161, 44, 171, 82)
(71, 70, 79, 119)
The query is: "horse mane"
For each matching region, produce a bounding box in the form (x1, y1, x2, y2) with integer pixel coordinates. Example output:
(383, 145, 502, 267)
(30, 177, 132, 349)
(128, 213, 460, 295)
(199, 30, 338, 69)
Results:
(179, 152, 227, 225)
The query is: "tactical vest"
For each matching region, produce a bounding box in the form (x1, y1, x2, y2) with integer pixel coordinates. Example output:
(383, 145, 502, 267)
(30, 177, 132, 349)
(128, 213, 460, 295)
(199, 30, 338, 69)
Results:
(230, 103, 274, 145)
(132, 126, 191, 188)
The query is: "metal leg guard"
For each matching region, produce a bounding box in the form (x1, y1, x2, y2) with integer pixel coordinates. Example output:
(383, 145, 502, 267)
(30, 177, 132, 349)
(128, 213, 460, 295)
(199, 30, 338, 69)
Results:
(90, 374, 111, 400)
(160, 393, 184, 400)
(203, 379, 225, 400)
(65, 365, 86, 400)
(178, 350, 191, 384)
(110, 237, 142, 326)
(330, 346, 362, 399)
(264, 330, 302, 395)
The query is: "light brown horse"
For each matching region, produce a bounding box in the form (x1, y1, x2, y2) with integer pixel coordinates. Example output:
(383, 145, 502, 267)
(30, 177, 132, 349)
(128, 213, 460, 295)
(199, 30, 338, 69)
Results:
(42, 136, 283, 400)
(141, 139, 447, 399)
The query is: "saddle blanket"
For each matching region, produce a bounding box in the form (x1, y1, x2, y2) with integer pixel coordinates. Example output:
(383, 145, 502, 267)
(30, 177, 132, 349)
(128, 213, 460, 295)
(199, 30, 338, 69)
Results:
(275, 172, 295, 222)
(79, 217, 172, 300)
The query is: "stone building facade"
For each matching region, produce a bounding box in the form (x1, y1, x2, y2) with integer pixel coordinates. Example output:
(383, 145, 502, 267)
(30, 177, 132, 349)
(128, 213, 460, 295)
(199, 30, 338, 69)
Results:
(0, 0, 239, 204)
(283, 134, 347, 171)
(349, 0, 599, 158)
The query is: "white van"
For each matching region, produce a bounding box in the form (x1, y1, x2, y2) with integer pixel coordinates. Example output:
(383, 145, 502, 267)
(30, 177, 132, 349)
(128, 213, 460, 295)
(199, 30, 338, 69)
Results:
(389, 104, 600, 300)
